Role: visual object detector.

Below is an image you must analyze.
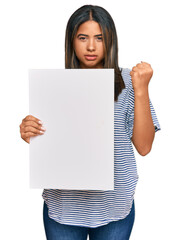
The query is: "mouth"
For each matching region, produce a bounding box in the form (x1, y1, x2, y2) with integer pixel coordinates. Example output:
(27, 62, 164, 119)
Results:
(84, 55, 97, 61)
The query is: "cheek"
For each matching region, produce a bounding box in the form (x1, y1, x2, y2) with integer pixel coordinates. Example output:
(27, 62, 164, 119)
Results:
(74, 48, 83, 60)
(74, 42, 84, 58)
(99, 45, 105, 58)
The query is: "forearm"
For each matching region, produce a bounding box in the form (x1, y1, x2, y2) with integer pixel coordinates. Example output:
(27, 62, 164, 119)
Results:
(131, 88, 155, 156)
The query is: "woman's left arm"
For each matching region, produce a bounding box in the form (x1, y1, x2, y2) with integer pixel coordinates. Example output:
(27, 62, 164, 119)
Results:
(130, 62, 155, 156)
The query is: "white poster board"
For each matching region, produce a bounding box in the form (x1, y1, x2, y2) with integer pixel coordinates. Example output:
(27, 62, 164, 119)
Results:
(29, 69, 114, 190)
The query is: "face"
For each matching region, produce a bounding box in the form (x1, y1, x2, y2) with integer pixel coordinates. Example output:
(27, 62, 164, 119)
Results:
(73, 20, 105, 69)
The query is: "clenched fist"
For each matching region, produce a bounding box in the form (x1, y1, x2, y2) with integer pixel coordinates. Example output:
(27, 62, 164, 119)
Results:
(19, 115, 46, 144)
(130, 61, 153, 93)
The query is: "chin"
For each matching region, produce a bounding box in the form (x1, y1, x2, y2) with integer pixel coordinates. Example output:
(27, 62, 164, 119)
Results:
(86, 62, 103, 69)
(80, 59, 103, 69)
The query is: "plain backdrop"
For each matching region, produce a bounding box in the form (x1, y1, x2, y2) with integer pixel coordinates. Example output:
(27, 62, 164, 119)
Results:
(0, 0, 179, 239)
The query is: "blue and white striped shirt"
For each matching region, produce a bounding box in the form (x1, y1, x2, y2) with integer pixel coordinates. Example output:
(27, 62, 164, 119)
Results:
(42, 68, 161, 228)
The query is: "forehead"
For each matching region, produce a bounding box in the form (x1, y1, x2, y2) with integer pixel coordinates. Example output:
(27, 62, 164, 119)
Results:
(76, 20, 102, 34)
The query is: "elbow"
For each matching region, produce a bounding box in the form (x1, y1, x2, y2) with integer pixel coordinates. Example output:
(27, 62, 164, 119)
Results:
(137, 144, 152, 156)
(132, 133, 155, 156)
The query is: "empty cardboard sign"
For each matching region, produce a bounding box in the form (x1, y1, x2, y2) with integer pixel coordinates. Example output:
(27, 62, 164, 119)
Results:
(29, 69, 114, 190)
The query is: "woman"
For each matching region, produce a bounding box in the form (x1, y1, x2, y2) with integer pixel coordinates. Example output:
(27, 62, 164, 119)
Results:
(20, 5, 160, 240)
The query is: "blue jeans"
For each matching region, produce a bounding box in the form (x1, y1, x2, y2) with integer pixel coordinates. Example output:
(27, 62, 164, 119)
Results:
(43, 200, 135, 240)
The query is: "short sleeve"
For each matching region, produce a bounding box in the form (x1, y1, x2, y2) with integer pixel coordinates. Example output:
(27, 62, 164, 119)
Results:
(126, 86, 135, 139)
(126, 86, 161, 139)
(149, 99, 161, 133)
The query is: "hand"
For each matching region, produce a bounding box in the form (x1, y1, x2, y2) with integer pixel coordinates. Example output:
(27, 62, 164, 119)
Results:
(19, 115, 46, 144)
(130, 62, 153, 93)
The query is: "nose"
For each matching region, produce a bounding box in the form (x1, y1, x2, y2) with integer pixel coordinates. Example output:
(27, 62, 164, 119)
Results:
(87, 38, 95, 52)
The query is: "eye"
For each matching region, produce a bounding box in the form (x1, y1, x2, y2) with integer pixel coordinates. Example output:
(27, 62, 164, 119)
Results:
(96, 36, 103, 42)
(79, 36, 87, 41)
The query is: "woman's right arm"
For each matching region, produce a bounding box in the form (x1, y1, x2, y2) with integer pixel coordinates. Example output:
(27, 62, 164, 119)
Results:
(19, 115, 46, 144)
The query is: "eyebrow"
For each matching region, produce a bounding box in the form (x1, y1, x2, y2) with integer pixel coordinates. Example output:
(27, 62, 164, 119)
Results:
(77, 34, 102, 38)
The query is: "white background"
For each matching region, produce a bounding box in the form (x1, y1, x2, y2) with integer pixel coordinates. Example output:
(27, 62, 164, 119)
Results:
(0, 0, 179, 239)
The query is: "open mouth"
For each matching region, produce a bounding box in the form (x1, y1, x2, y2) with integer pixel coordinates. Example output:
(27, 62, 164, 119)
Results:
(85, 55, 97, 61)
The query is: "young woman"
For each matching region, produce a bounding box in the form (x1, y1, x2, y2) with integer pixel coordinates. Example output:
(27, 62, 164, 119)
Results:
(19, 5, 161, 240)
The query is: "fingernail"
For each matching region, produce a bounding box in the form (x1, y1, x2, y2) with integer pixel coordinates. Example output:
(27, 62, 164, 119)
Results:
(41, 127, 46, 131)
(38, 120, 43, 124)
(40, 131, 44, 134)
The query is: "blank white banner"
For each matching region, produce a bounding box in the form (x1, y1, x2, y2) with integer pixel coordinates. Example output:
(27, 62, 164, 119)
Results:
(29, 69, 114, 190)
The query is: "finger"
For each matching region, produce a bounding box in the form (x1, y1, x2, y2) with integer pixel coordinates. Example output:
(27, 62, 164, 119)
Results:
(130, 71, 138, 78)
(23, 115, 43, 125)
(23, 126, 45, 135)
(136, 63, 145, 68)
(141, 61, 151, 67)
(23, 120, 46, 131)
(130, 71, 134, 76)
(132, 66, 138, 72)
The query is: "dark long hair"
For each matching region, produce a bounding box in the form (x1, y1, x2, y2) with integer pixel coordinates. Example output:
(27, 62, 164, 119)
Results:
(65, 5, 125, 102)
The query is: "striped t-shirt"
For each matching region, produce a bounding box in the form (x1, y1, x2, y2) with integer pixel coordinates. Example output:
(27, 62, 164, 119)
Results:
(42, 68, 161, 228)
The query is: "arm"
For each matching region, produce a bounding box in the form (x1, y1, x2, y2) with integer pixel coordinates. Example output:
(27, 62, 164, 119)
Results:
(130, 62, 155, 156)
